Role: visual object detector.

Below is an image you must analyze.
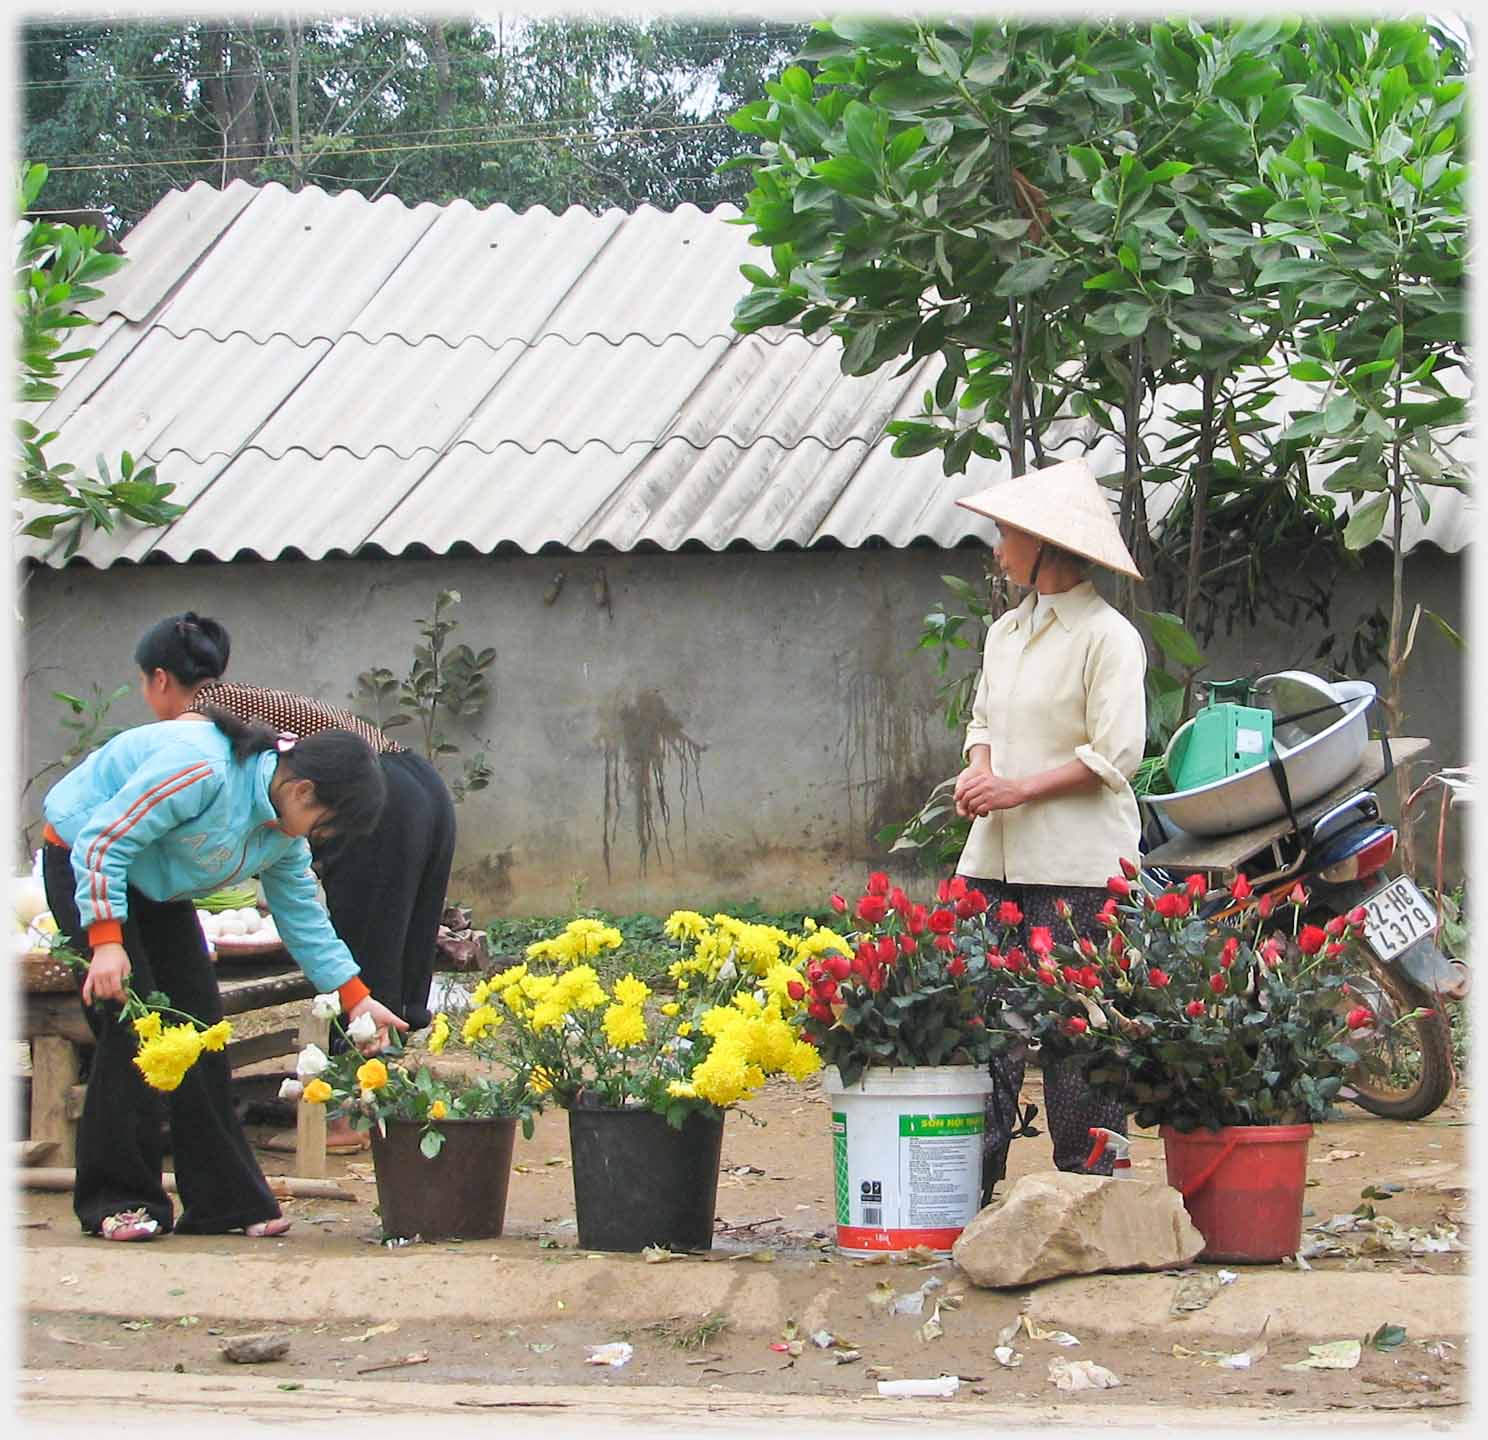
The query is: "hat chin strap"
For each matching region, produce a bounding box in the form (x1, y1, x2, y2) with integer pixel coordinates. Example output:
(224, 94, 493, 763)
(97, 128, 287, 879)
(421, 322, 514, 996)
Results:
(1027, 543, 1046, 590)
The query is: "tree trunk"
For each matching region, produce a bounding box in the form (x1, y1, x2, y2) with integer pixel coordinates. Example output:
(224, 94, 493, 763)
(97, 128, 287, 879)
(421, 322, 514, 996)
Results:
(1115, 338, 1152, 620)
(428, 21, 455, 125)
(201, 21, 265, 183)
(282, 14, 303, 189)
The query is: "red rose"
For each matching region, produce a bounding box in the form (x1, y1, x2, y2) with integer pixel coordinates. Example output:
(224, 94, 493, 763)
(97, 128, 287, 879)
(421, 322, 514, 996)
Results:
(1260, 937, 1284, 968)
(1257, 893, 1276, 918)
(827, 954, 852, 981)
(933, 935, 955, 953)
(1077, 938, 1098, 960)
(1005, 947, 1027, 972)
(1185, 873, 1208, 900)
(802, 1030, 821, 1047)
(806, 1001, 832, 1021)
(1325, 941, 1346, 959)
(853, 943, 876, 974)
(947, 955, 967, 978)
(928, 908, 956, 935)
(1346, 1006, 1374, 1031)
(1079, 966, 1101, 990)
(1230, 874, 1253, 901)
(1147, 967, 1171, 988)
(1297, 924, 1327, 955)
(1120, 856, 1140, 880)
(1061, 965, 1083, 986)
(1108, 931, 1125, 958)
(787, 979, 805, 1001)
(1208, 972, 1227, 994)
(1153, 891, 1191, 919)
(1219, 936, 1239, 969)
(1324, 915, 1347, 938)
(1097, 898, 1120, 927)
(996, 900, 1023, 927)
(817, 980, 839, 1003)
(806, 960, 824, 982)
(899, 933, 918, 957)
(948, 875, 969, 900)
(1037, 967, 1059, 986)
(866, 871, 890, 896)
(1185, 1000, 1206, 1018)
(1055, 898, 1073, 921)
(936, 878, 953, 902)
(1107, 875, 1132, 897)
(889, 886, 910, 914)
(1061, 1016, 1088, 1036)
(876, 935, 898, 965)
(856, 894, 888, 924)
(968, 1015, 984, 1028)
(866, 965, 885, 993)
(1288, 883, 1309, 907)
(907, 903, 929, 935)
(955, 888, 988, 918)
(1346, 905, 1368, 928)
(1029, 926, 1054, 957)
(829, 893, 847, 913)
(986, 950, 1006, 970)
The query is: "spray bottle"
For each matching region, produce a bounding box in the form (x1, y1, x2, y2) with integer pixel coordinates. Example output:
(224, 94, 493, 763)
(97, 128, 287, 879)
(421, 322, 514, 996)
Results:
(1084, 1127, 1132, 1177)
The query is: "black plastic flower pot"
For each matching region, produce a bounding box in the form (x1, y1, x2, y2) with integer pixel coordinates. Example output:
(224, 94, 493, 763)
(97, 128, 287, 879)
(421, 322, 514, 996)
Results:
(567, 1105, 724, 1252)
(369, 1115, 517, 1240)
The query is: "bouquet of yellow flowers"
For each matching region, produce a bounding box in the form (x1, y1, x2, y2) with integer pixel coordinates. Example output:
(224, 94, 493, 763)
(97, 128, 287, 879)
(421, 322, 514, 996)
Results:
(460, 913, 828, 1127)
(291, 996, 534, 1159)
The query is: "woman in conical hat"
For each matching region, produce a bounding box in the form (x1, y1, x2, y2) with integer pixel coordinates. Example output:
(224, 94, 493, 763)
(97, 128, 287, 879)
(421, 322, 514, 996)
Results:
(950, 458, 1147, 1195)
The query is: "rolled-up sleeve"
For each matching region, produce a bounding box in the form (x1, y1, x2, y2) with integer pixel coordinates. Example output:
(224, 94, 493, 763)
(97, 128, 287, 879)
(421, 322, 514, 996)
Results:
(1076, 622, 1148, 790)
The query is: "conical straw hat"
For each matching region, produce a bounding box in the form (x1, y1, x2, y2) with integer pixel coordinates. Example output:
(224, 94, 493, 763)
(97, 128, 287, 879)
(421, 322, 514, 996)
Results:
(955, 458, 1142, 579)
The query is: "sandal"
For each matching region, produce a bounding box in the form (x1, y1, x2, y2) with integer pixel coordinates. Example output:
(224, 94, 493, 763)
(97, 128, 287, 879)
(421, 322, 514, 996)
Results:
(99, 1208, 160, 1242)
(242, 1217, 292, 1238)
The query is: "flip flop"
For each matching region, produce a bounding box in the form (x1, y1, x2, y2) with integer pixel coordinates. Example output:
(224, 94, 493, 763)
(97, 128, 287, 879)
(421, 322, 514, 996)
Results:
(99, 1208, 160, 1242)
(258, 1132, 369, 1155)
(242, 1217, 292, 1238)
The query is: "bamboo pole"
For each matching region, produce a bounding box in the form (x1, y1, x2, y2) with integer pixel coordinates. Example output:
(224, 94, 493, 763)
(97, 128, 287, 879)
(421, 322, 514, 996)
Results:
(18, 1167, 356, 1201)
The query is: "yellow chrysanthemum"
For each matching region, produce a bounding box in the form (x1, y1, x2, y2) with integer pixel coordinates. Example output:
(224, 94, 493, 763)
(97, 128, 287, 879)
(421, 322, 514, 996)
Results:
(689, 1045, 751, 1106)
(666, 1079, 698, 1098)
(429, 1100, 447, 1120)
(471, 979, 493, 1007)
(302, 1078, 333, 1104)
(660, 1001, 680, 1017)
(529, 999, 566, 1032)
(489, 963, 527, 991)
(677, 1022, 693, 1037)
(200, 1020, 232, 1053)
(132, 1012, 162, 1042)
(462, 1004, 503, 1043)
(611, 973, 651, 1008)
(664, 910, 710, 942)
(356, 1058, 389, 1091)
(784, 1039, 823, 1081)
(528, 1066, 556, 1096)
(602, 1003, 647, 1049)
(428, 1013, 451, 1055)
(133, 1023, 204, 1092)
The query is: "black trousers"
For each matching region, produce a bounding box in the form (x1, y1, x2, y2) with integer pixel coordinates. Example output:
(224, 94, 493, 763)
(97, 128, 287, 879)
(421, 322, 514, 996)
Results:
(958, 877, 1129, 1196)
(315, 749, 455, 1034)
(43, 844, 282, 1236)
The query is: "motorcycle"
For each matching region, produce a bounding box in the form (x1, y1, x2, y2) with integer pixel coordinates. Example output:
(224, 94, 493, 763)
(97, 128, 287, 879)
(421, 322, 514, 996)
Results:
(1141, 760, 1468, 1122)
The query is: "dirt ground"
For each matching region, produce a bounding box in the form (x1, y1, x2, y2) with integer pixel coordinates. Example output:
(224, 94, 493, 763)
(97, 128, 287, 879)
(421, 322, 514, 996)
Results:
(19, 1061, 1472, 1419)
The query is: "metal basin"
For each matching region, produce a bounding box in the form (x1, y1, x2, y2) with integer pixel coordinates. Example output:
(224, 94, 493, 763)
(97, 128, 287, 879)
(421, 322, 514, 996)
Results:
(1142, 673, 1378, 837)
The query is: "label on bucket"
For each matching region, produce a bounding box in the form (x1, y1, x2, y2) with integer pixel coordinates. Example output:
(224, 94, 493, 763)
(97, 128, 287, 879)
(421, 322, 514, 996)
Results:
(834, 1104, 985, 1254)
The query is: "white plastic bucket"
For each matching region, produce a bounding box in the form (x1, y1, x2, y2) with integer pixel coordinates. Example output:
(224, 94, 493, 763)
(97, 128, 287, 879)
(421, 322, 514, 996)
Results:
(823, 1064, 995, 1256)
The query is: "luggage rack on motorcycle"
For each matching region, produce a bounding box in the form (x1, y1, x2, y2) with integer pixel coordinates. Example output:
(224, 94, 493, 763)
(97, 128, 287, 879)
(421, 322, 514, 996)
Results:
(1143, 736, 1430, 882)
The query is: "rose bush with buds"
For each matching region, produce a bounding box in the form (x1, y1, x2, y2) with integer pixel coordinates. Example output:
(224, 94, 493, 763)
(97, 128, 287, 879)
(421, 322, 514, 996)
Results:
(970, 867, 1429, 1132)
(800, 872, 1004, 1087)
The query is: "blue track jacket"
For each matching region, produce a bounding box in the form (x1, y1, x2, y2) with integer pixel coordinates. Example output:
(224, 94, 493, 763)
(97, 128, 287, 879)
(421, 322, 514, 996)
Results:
(44, 719, 360, 996)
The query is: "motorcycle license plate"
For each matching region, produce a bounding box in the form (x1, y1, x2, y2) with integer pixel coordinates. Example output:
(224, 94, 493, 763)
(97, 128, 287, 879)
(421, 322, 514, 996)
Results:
(1360, 876, 1437, 962)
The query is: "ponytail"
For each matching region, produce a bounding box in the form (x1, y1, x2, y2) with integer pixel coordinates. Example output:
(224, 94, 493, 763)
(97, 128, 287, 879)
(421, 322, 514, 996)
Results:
(135, 612, 231, 685)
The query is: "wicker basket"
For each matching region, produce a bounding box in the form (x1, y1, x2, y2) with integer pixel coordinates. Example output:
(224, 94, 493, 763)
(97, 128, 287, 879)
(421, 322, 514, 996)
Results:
(20, 948, 77, 994)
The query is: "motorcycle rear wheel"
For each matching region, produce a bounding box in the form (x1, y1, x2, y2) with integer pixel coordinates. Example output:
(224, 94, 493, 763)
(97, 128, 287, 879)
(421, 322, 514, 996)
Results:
(1339, 960, 1455, 1121)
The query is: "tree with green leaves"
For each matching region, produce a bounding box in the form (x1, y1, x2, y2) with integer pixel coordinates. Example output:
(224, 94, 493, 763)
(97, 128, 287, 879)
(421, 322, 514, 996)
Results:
(15, 162, 185, 559)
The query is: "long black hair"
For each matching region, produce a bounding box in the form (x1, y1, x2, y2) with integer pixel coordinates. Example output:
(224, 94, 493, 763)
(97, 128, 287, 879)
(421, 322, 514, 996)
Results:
(134, 612, 230, 685)
(201, 707, 386, 841)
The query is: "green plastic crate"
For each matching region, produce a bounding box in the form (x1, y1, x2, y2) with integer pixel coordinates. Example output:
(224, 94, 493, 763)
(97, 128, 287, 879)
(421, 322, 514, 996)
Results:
(1168, 702, 1274, 791)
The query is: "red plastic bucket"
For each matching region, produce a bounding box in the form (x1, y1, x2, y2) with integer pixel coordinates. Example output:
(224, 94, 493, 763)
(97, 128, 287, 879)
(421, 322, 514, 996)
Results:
(1161, 1123, 1313, 1263)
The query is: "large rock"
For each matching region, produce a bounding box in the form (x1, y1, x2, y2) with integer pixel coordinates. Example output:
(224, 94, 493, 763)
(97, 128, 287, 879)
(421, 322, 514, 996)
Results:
(952, 1172, 1204, 1288)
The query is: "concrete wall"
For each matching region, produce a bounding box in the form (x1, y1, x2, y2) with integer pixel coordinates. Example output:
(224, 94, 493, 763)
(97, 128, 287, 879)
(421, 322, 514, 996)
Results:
(15, 543, 1469, 917)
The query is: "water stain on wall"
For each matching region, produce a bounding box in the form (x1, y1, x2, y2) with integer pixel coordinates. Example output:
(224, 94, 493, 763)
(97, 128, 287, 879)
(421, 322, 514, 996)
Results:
(599, 690, 706, 880)
(841, 669, 938, 858)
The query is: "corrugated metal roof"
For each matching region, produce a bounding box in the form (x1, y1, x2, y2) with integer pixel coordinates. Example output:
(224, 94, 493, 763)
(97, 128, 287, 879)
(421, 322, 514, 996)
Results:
(18, 178, 1472, 569)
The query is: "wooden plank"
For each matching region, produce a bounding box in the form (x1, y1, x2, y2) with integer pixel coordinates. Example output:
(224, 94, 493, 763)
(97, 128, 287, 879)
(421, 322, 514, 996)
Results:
(16, 1139, 56, 1165)
(22, 995, 92, 1048)
(29, 1034, 80, 1168)
(1144, 736, 1432, 873)
(223, 1027, 300, 1070)
(294, 1009, 330, 1180)
(65, 1085, 86, 1121)
(217, 969, 315, 1016)
(18, 1167, 356, 1202)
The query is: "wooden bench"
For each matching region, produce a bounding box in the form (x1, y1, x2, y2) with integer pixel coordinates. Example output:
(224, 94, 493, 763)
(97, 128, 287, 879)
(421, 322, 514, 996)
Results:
(21, 954, 329, 1178)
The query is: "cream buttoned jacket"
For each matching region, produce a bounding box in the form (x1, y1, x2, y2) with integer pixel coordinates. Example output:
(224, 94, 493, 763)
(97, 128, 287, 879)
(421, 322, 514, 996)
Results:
(956, 581, 1148, 887)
